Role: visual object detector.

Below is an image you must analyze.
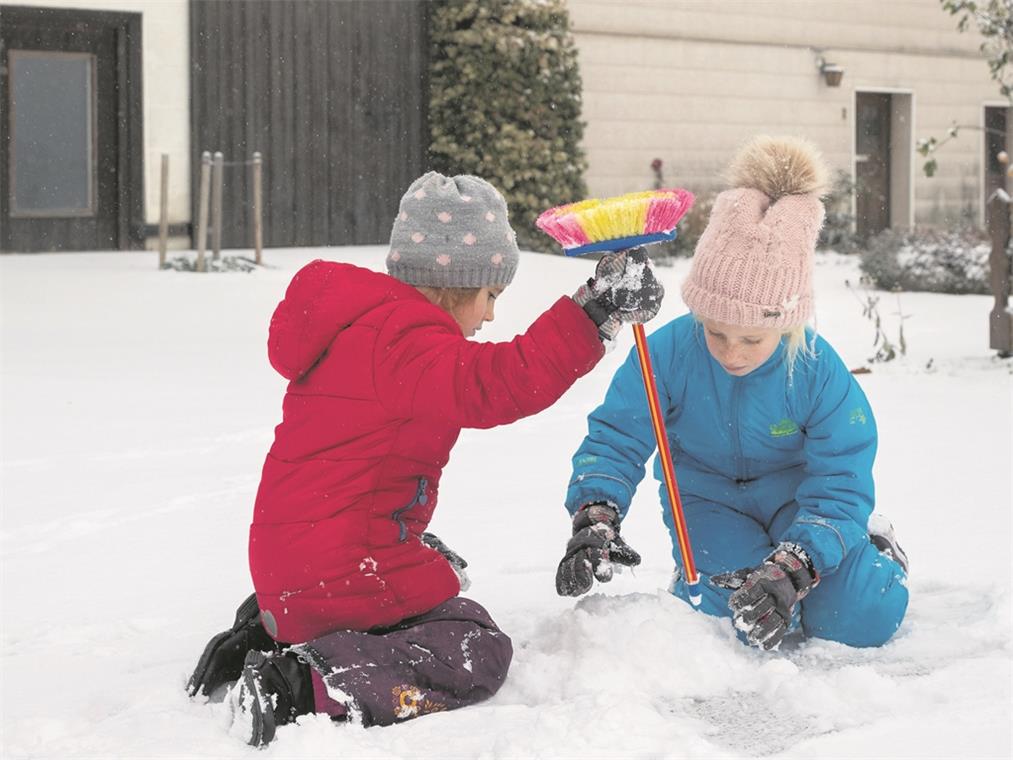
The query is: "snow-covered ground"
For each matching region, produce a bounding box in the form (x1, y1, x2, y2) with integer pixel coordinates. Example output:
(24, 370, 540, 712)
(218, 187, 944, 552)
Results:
(2, 246, 1010, 759)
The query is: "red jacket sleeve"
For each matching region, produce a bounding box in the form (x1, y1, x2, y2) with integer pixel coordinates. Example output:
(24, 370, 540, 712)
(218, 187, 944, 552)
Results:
(373, 296, 604, 429)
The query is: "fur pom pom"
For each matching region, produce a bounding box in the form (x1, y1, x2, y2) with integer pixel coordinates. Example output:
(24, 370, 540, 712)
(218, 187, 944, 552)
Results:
(725, 136, 830, 199)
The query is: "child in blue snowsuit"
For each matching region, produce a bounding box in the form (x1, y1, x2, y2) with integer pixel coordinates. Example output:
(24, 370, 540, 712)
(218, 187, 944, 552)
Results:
(555, 137, 909, 650)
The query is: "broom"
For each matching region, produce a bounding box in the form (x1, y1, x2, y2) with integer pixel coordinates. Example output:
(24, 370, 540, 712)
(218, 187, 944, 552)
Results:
(537, 188, 702, 606)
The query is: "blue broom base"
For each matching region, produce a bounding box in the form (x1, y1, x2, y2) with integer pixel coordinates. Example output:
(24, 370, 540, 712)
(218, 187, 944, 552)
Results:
(564, 229, 678, 257)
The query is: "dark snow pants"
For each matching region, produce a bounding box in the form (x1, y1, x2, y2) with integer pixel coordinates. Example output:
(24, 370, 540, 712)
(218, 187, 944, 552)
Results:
(294, 597, 512, 727)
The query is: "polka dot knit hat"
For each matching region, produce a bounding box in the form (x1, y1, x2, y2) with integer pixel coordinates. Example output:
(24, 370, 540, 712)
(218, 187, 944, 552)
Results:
(386, 171, 520, 288)
(681, 136, 830, 329)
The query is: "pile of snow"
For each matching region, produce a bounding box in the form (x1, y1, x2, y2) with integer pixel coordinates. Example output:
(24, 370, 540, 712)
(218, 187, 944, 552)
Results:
(2, 247, 1010, 758)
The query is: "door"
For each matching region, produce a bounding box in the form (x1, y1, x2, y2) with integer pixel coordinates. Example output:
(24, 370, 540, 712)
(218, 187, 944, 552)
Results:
(0, 6, 143, 252)
(984, 105, 1009, 228)
(856, 92, 892, 239)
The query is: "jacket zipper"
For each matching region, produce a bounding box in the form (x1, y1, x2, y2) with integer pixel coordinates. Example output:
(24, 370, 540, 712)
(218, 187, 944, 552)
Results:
(392, 477, 429, 542)
(730, 380, 748, 485)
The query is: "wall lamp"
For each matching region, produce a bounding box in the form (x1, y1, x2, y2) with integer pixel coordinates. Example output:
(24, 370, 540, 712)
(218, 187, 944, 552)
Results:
(815, 54, 844, 87)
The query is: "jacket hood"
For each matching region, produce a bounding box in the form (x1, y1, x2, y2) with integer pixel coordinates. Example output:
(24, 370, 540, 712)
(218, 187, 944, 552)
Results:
(268, 260, 421, 381)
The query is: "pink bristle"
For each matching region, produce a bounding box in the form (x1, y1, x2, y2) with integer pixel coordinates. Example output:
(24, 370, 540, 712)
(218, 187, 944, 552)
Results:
(645, 189, 695, 234)
(554, 215, 591, 246)
(536, 207, 591, 247)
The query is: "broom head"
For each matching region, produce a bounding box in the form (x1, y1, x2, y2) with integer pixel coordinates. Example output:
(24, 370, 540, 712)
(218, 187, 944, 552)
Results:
(537, 188, 694, 256)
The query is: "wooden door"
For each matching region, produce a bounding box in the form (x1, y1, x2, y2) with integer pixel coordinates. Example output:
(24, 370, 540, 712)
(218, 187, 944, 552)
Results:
(856, 92, 892, 239)
(0, 6, 143, 252)
(984, 105, 1009, 228)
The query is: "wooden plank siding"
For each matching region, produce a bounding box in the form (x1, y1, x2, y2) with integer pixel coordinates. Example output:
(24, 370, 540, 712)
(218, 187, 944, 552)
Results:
(189, 0, 429, 249)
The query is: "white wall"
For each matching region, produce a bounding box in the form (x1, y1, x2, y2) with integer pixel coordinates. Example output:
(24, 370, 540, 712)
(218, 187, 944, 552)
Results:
(569, 0, 1007, 228)
(2, 0, 190, 234)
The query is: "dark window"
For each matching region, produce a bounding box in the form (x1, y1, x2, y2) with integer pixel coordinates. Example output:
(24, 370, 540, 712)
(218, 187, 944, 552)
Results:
(9, 50, 96, 216)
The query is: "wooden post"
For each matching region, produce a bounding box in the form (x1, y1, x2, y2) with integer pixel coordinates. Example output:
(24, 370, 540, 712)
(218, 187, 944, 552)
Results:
(158, 153, 169, 269)
(196, 151, 211, 273)
(252, 152, 263, 266)
(211, 151, 224, 261)
(988, 190, 1012, 358)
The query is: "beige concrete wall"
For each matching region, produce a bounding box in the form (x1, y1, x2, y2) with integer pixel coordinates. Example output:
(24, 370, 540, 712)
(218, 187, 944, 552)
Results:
(569, 0, 1008, 229)
(2, 0, 190, 235)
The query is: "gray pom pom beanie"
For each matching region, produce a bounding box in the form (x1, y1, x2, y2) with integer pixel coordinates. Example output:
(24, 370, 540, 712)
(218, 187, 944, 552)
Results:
(386, 172, 521, 288)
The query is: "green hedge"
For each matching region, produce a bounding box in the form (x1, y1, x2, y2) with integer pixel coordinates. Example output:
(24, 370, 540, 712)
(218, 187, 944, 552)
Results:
(428, 0, 588, 253)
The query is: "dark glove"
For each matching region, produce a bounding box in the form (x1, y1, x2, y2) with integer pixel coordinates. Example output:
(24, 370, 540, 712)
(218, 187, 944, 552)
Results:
(421, 531, 471, 592)
(556, 502, 642, 596)
(711, 543, 819, 651)
(186, 593, 282, 697)
(572, 247, 665, 341)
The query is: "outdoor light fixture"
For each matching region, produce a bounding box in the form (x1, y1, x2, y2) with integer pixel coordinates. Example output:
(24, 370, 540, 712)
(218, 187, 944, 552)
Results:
(817, 57, 844, 87)
(812, 49, 844, 87)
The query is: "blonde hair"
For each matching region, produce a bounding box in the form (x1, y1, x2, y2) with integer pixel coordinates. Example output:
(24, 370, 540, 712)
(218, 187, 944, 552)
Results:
(783, 324, 816, 381)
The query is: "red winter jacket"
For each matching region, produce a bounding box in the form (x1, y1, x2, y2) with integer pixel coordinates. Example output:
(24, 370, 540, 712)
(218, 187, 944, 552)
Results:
(250, 260, 603, 643)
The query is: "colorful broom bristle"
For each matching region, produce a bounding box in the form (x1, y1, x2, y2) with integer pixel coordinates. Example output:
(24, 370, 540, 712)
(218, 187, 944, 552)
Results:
(647, 188, 694, 233)
(537, 188, 694, 255)
(534, 199, 597, 248)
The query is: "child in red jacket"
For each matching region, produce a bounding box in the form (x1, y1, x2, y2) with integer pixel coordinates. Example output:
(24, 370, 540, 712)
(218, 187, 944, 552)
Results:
(187, 171, 665, 746)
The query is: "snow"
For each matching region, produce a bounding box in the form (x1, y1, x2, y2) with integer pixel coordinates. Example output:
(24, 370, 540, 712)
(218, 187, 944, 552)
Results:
(2, 246, 1011, 758)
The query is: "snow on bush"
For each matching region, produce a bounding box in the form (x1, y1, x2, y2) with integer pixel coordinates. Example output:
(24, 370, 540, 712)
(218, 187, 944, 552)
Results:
(162, 255, 258, 273)
(859, 227, 996, 295)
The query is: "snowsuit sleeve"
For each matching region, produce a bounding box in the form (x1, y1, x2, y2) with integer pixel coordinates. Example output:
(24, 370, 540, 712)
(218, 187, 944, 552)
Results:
(564, 334, 675, 518)
(782, 343, 877, 575)
(373, 296, 603, 429)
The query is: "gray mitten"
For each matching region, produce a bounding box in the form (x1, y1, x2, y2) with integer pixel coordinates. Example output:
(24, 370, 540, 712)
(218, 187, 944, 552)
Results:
(572, 247, 665, 341)
(421, 531, 471, 592)
(711, 543, 819, 650)
(555, 503, 642, 596)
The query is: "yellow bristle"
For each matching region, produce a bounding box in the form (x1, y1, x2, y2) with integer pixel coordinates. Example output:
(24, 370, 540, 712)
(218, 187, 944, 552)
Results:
(576, 192, 651, 242)
(550, 198, 600, 219)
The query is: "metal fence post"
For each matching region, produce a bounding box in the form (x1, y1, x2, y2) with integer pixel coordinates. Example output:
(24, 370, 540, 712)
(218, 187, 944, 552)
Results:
(988, 190, 1012, 358)
(252, 152, 263, 266)
(158, 153, 169, 269)
(196, 151, 211, 273)
(211, 151, 224, 261)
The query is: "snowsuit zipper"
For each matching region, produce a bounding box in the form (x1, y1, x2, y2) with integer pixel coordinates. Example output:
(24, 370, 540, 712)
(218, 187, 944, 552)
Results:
(730, 380, 748, 486)
(392, 477, 429, 542)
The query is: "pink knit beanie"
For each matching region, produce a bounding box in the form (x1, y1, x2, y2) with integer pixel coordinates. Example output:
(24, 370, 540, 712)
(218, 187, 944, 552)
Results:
(681, 136, 829, 328)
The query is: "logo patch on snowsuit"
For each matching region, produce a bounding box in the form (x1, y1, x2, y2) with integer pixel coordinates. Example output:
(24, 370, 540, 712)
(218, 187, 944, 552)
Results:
(849, 407, 868, 425)
(392, 685, 446, 719)
(769, 418, 800, 437)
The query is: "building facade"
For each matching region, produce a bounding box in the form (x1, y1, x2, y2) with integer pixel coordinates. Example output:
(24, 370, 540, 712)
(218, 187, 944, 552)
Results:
(0, 0, 1008, 253)
(569, 0, 1011, 234)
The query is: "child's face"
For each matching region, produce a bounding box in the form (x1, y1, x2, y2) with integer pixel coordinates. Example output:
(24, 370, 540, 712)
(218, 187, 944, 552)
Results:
(701, 319, 782, 376)
(452, 286, 505, 338)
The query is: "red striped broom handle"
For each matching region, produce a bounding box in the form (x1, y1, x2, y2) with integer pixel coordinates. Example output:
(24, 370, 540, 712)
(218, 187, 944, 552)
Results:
(631, 323, 701, 604)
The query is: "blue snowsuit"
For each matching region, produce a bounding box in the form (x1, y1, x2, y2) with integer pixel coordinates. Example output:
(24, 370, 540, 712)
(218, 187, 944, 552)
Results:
(566, 315, 908, 647)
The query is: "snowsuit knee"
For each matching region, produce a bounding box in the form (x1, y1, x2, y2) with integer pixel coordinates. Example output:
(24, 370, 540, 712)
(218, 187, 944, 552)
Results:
(297, 597, 512, 726)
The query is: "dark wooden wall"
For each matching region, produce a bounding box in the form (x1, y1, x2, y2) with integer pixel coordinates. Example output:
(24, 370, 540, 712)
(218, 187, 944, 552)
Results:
(189, 0, 429, 249)
(1, 5, 144, 253)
